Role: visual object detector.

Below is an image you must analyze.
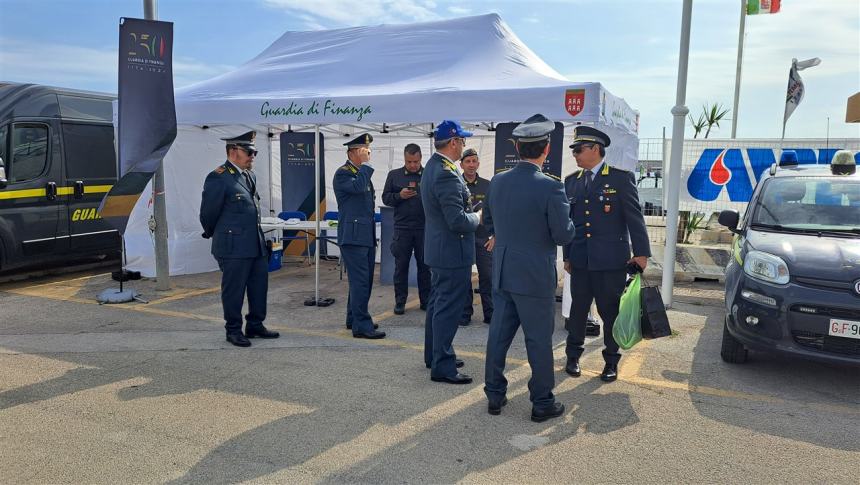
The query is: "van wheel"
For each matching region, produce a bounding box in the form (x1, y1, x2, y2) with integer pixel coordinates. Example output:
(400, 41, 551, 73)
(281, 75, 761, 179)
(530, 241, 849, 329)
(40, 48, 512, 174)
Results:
(720, 318, 748, 364)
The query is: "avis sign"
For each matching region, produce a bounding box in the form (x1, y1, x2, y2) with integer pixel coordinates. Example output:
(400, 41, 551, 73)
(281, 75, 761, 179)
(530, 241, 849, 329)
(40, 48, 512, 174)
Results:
(676, 139, 860, 211)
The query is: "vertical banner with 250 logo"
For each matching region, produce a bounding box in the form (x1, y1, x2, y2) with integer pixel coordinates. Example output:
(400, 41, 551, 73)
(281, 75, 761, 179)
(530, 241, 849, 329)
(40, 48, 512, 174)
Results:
(99, 17, 176, 234)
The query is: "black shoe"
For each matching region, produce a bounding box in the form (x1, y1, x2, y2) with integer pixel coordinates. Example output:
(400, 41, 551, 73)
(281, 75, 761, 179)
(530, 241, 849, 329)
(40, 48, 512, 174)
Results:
(430, 373, 473, 384)
(245, 326, 280, 339)
(487, 397, 508, 415)
(420, 303, 427, 311)
(600, 363, 618, 382)
(585, 322, 601, 337)
(531, 402, 565, 423)
(565, 358, 581, 377)
(353, 330, 386, 339)
(425, 359, 464, 369)
(347, 323, 379, 330)
(393, 303, 405, 315)
(483, 315, 493, 324)
(459, 318, 471, 327)
(226, 333, 251, 347)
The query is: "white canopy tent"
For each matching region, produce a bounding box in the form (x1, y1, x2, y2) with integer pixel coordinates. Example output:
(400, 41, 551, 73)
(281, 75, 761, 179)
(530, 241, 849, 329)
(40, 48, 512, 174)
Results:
(125, 14, 640, 300)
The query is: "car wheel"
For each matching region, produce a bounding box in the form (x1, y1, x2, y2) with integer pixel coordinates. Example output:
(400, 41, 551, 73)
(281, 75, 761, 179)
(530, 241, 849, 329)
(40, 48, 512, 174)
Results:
(720, 317, 748, 364)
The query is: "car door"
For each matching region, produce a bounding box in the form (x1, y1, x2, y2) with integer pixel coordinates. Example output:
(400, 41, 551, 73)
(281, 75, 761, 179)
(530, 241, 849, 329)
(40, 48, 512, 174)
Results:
(0, 122, 67, 260)
(60, 120, 119, 253)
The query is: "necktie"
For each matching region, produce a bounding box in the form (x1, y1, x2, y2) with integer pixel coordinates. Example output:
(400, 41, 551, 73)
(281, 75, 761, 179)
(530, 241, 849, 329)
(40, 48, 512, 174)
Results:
(243, 171, 255, 194)
(584, 170, 593, 191)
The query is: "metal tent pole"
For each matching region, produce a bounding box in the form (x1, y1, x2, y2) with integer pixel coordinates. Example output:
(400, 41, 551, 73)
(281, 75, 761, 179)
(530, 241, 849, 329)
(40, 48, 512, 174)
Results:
(314, 124, 321, 304)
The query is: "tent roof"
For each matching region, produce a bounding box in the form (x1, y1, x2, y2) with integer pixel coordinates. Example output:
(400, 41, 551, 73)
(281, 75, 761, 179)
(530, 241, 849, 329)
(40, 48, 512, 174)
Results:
(175, 14, 638, 133)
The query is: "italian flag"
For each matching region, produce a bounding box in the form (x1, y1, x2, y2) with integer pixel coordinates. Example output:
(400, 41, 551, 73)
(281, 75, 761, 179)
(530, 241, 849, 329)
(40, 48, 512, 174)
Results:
(747, 0, 781, 15)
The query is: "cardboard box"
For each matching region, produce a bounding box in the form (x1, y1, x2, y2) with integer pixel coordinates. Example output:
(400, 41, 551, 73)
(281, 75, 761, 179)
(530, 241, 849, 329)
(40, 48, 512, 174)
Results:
(847, 92, 860, 123)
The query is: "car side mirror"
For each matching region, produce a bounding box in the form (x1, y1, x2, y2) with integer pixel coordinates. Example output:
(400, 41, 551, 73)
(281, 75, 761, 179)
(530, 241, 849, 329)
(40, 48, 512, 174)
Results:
(718, 209, 740, 233)
(0, 157, 7, 189)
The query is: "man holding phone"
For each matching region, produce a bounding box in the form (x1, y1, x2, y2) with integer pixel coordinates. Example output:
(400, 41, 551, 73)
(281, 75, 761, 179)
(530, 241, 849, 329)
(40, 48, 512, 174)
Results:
(381, 144, 430, 315)
(459, 148, 494, 325)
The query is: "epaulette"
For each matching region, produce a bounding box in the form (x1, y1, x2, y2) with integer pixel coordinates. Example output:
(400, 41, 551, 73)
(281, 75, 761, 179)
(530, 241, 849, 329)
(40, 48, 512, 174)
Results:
(543, 172, 561, 182)
(214, 166, 225, 174)
(564, 169, 582, 181)
(494, 167, 510, 175)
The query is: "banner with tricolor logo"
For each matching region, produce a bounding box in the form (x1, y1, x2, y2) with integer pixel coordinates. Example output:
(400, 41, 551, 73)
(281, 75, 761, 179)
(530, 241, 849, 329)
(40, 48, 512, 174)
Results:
(99, 17, 177, 235)
(747, 0, 781, 15)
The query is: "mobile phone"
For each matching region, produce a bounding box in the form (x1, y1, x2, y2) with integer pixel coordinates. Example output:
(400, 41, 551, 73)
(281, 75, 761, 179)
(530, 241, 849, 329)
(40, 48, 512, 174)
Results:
(406, 186, 416, 191)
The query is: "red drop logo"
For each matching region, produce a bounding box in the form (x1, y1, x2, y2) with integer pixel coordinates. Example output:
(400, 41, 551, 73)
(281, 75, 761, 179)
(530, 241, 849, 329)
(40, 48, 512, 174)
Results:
(708, 150, 732, 186)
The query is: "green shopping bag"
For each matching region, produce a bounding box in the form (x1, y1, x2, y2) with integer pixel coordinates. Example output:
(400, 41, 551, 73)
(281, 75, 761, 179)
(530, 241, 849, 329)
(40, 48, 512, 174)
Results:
(612, 273, 643, 350)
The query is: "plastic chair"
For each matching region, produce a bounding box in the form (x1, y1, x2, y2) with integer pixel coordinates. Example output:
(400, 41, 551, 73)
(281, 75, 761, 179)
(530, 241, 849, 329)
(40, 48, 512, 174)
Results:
(278, 210, 310, 265)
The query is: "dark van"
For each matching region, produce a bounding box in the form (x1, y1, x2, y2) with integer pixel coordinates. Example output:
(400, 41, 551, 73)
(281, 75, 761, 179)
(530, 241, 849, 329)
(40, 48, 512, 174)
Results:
(0, 83, 120, 273)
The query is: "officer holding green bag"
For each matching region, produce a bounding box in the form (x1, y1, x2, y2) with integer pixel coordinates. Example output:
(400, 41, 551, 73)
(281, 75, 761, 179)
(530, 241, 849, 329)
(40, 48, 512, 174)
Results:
(562, 126, 650, 382)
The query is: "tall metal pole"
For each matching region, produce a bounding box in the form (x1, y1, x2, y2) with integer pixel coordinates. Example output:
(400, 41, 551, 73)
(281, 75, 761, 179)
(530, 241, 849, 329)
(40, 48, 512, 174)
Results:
(661, 0, 693, 308)
(314, 124, 321, 304)
(730, 0, 746, 138)
(144, 0, 170, 291)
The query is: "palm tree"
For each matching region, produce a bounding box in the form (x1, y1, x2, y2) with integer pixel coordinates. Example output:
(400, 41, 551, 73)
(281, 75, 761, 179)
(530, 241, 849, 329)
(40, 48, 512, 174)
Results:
(703, 103, 730, 138)
(688, 112, 707, 138)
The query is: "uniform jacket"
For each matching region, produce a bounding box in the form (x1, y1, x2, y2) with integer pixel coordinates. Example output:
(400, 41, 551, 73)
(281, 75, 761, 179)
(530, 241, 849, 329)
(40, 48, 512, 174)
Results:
(199, 161, 266, 259)
(562, 162, 651, 271)
(465, 175, 493, 240)
(485, 162, 575, 298)
(381, 166, 425, 229)
(333, 161, 376, 247)
(420, 152, 480, 268)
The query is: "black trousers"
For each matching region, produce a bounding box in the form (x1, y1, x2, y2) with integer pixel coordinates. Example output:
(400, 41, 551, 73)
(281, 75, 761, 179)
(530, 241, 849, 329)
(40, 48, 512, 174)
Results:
(217, 255, 269, 335)
(565, 268, 626, 365)
(390, 227, 430, 305)
(463, 238, 493, 321)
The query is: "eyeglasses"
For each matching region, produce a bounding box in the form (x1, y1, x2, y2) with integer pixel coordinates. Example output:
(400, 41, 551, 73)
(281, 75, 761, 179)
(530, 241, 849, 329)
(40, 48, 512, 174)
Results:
(453, 137, 466, 146)
(572, 143, 595, 154)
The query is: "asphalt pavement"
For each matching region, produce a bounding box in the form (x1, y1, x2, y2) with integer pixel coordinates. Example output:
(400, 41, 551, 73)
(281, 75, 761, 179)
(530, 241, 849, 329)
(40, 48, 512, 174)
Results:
(0, 261, 857, 484)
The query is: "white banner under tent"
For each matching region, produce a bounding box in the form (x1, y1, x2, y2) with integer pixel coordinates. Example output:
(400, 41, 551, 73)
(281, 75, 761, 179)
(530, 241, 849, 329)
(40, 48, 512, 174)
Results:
(124, 14, 640, 277)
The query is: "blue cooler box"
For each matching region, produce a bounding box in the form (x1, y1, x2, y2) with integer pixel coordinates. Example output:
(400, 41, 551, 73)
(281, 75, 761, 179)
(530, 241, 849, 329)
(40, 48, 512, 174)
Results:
(268, 242, 283, 272)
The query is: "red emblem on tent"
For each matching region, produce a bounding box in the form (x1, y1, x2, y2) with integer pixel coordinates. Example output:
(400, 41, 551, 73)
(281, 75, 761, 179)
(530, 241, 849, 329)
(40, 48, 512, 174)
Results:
(565, 89, 585, 117)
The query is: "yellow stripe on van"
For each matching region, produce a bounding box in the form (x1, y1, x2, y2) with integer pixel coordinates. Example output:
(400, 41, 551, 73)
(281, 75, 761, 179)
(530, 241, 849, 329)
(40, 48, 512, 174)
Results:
(0, 188, 47, 200)
(85, 185, 113, 194)
(0, 184, 113, 200)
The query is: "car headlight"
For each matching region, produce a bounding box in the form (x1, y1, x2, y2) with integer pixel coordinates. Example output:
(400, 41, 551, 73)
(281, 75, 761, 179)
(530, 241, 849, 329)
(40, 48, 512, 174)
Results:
(743, 250, 790, 285)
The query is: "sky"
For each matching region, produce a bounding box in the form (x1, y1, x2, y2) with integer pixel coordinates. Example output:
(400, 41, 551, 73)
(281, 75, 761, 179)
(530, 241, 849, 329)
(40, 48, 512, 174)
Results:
(0, 0, 858, 140)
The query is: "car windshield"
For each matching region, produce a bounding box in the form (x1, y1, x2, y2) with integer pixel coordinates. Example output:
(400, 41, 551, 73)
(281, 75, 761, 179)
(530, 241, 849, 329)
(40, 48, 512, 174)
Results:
(751, 176, 860, 232)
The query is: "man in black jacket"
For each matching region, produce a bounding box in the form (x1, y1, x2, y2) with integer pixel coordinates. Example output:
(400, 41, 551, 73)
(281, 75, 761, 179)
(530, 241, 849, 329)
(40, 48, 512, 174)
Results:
(381, 144, 430, 315)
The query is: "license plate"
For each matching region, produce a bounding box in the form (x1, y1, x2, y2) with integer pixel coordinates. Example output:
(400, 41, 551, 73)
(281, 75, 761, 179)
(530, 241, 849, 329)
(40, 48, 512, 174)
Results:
(828, 319, 860, 339)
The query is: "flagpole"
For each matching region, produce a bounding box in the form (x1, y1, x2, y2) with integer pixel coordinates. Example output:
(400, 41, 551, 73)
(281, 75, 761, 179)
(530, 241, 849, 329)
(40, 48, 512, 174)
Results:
(731, 0, 746, 138)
